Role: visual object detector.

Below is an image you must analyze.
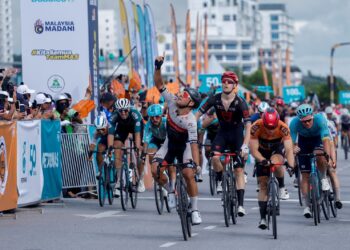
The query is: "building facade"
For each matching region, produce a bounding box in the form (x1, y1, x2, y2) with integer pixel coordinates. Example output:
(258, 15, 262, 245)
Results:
(0, 0, 13, 63)
(98, 9, 119, 57)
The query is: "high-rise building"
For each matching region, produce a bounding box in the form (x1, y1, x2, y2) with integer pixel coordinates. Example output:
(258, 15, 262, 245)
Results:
(158, 0, 262, 80)
(0, 0, 13, 63)
(98, 9, 119, 57)
(259, 3, 294, 68)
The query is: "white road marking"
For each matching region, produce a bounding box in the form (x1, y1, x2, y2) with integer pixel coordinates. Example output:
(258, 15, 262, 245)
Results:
(192, 233, 198, 237)
(203, 225, 216, 230)
(75, 211, 126, 219)
(160, 242, 177, 248)
(251, 207, 259, 210)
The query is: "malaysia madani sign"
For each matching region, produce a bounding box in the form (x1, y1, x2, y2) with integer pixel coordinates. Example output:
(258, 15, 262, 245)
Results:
(21, 0, 99, 106)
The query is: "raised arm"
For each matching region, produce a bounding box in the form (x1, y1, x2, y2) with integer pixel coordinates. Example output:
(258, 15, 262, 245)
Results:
(154, 55, 165, 91)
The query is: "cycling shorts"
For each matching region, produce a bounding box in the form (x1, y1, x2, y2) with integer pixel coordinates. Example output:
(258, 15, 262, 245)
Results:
(256, 145, 285, 177)
(297, 135, 323, 173)
(148, 137, 165, 150)
(153, 137, 192, 165)
(341, 123, 350, 132)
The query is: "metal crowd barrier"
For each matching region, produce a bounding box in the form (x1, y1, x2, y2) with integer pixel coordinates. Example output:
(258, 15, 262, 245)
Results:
(60, 125, 96, 189)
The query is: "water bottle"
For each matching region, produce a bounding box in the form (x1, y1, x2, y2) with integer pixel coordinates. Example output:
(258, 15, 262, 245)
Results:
(128, 168, 133, 182)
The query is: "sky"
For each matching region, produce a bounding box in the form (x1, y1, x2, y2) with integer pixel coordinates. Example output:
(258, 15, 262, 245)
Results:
(12, 0, 350, 82)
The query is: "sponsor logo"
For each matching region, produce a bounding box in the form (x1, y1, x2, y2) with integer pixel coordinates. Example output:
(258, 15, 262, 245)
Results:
(31, 49, 79, 60)
(34, 19, 75, 34)
(42, 153, 59, 168)
(0, 137, 8, 195)
(47, 75, 65, 93)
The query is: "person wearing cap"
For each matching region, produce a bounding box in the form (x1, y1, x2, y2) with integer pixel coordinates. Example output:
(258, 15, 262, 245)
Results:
(32, 93, 55, 120)
(17, 84, 35, 106)
(275, 97, 288, 123)
(196, 71, 251, 217)
(99, 92, 116, 123)
(0, 90, 16, 121)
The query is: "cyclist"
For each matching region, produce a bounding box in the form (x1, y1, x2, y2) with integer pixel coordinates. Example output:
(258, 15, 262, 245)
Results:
(250, 108, 295, 229)
(339, 108, 350, 149)
(140, 104, 168, 193)
(196, 71, 251, 217)
(107, 98, 143, 196)
(201, 107, 220, 162)
(251, 102, 270, 123)
(152, 55, 202, 225)
(89, 115, 110, 179)
(289, 104, 335, 218)
(275, 98, 288, 123)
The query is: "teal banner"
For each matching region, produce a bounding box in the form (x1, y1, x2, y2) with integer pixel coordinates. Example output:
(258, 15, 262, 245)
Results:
(199, 74, 222, 93)
(252, 85, 274, 93)
(41, 120, 62, 201)
(339, 91, 350, 105)
(282, 86, 305, 104)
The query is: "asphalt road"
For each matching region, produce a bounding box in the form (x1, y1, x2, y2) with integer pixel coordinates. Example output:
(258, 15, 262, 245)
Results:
(1, 149, 350, 250)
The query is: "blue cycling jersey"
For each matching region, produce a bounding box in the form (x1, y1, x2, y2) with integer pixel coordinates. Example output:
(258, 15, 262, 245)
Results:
(250, 112, 261, 123)
(289, 113, 330, 143)
(143, 117, 167, 144)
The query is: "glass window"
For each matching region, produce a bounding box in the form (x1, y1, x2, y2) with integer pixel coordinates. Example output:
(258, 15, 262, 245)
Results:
(227, 0, 230, 6)
(226, 43, 237, 50)
(223, 15, 230, 21)
(226, 55, 237, 61)
(271, 15, 279, 21)
(242, 54, 251, 61)
(233, 15, 236, 21)
(234, 0, 238, 6)
(243, 66, 252, 72)
(203, 2, 208, 7)
(216, 55, 223, 60)
(211, 0, 216, 6)
(166, 66, 172, 73)
(165, 55, 172, 61)
(271, 33, 279, 40)
(212, 14, 216, 19)
(242, 43, 251, 50)
(191, 44, 196, 50)
(213, 43, 222, 49)
(271, 24, 279, 30)
(165, 43, 171, 50)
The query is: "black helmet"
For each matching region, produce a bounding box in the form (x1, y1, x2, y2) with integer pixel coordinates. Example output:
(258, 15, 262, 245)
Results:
(184, 87, 201, 109)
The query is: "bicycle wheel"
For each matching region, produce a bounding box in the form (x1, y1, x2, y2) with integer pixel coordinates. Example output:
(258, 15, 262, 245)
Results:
(270, 180, 278, 239)
(130, 163, 139, 209)
(230, 175, 238, 225)
(98, 164, 106, 207)
(329, 191, 337, 218)
(222, 174, 231, 227)
(209, 160, 216, 196)
(297, 166, 303, 207)
(344, 135, 348, 160)
(165, 196, 171, 213)
(321, 190, 330, 220)
(120, 167, 129, 211)
(107, 165, 115, 205)
(176, 178, 188, 241)
(154, 180, 164, 215)
(310, 177, 318, 226)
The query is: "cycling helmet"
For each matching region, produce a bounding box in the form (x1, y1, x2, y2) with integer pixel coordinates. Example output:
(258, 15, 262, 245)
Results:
(296, 104, 313, 119)
(147, 104, 163, 117)
(290, 102, 298, 109)
(262, 108, 280, 129)
(94, 115, 108, 129)
(341, 108, 349, 115)
(115, 98, 130, 110)
(276, 98, 285, 106)
(325, 106, 333, 114)
(53, 93, 68, 102)
(184, 87, 202, 109)
(221, 71, 239, 84)
(258, 102, 270, 113)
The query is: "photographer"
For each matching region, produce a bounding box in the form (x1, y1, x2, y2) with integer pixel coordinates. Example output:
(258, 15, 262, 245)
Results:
(32, 93, 55, 120)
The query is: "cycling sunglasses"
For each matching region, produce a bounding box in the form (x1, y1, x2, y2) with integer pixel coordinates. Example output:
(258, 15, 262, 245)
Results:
(301, 117, 313, 124)
(118, 108, 129, 113)
(182, 91, 192, 100)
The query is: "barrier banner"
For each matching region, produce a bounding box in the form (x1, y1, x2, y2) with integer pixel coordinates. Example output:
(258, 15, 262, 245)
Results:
(0, 122, 18, 212)
(41, 120, 62, 201)
(17, 120, 43, 206)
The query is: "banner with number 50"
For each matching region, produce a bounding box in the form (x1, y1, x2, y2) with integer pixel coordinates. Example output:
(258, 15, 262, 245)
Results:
(17, 120, 43, 206)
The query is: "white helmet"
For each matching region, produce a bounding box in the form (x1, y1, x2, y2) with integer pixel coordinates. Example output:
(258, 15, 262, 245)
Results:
(258, 102, 270, 113)
(325, 106, 333, 114)
(115, 98, 130, 110)
(94, 115, 108, 129)
(341, 108, 349, 115)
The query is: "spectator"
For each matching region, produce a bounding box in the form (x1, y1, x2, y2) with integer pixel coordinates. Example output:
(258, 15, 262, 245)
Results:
(32, 93, 55, 120)
(99, 92, 116, 123)
(0, 91, 16, 121)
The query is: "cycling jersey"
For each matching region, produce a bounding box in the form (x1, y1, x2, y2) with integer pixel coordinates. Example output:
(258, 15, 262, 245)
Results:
(143, 117, 167, 148)
(340, 114, 350, 125)
(160, 88, 198, 144)
(91, 124, 111, 146)
(251, 119, 291, 151)
(289, 113, 330, 143)
(327, 119, 337, 140)
(109, 107, 142, 142)
(199, 93, 250, 129)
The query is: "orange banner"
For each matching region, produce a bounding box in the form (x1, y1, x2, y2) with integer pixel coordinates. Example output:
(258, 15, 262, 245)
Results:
(259, 48, 270, 99)
(185, 10, 192, 85)
(0, 122, 18, 212)
(285, 47, 291, 86)
(194, 13, 200, 88)
(271, 48, 278, 96)
(204, 14, 208, 73)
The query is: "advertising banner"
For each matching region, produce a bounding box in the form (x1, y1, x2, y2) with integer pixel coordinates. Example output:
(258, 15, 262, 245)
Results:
(41, 120, 62, 201)
(17, 120, 43, 206)
(282, 86, 305, 104)
(339, 91, 350, 105)
(21, 0, 98, 103)
(0, 122, 18, 212)
(199, 74, 222, 93)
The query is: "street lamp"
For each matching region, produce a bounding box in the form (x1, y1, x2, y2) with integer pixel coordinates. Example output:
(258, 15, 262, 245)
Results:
(330, 42, 350, 104)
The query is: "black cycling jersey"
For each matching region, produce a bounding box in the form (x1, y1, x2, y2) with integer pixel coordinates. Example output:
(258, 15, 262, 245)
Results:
(199, 93, 250, 129)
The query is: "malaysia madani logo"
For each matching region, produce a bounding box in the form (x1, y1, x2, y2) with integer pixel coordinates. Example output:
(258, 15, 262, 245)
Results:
(34, 19, 44, 34)
(47, 75, 65, 93)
